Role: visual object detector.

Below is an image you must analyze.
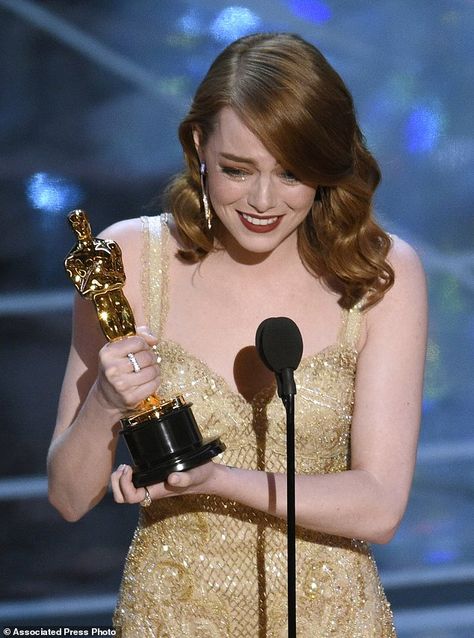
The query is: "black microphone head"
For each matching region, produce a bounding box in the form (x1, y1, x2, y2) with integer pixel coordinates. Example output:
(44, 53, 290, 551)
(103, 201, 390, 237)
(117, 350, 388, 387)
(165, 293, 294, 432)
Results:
(255, 317, 303, 373)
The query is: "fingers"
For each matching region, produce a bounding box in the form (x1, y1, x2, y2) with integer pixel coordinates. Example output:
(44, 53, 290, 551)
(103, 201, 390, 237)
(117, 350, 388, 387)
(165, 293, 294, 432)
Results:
(165, 462, 215, 492)
(111, 461, 217, 507)
(97, 329, 161, 411)
(166, 471, 191, 488)
(125, 349, 154, 372)
(111, 464, 147, 504)
(105, 335, 159, 379)
(103, 333, 155, 362)
(110, 464, 126, 503)
(136, 325, 159, 347)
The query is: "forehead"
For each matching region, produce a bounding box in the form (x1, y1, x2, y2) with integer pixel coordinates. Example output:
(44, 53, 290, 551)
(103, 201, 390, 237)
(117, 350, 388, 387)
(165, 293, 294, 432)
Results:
(208, 107, 277, 164)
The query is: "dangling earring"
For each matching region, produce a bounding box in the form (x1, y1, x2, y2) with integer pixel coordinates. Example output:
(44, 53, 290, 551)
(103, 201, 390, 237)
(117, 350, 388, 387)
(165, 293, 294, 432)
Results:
(200, 161, 212, 230)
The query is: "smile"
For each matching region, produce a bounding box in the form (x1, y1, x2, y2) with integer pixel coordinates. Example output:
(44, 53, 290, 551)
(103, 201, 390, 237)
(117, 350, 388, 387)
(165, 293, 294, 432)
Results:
(241, 213, 279, 226)
(238, 212, 282, 233)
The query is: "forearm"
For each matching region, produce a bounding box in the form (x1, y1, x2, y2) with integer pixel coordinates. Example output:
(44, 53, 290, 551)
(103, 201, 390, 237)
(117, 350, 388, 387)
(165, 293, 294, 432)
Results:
(47, 383, 122, 521)
(210, 464, 401, 544)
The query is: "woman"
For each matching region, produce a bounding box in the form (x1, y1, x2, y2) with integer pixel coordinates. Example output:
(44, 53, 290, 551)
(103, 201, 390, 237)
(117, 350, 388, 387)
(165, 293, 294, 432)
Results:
(48, 33, 427, 636)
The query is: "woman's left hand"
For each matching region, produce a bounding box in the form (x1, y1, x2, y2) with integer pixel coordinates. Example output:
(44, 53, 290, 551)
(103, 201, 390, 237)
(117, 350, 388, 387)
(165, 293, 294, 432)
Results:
(110, 461, 219, 505)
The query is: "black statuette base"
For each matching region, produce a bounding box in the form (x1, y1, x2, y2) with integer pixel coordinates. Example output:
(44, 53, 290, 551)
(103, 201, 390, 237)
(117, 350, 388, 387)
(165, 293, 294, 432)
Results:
(119, 401, 226, 488)
(130, 437, 225, 488)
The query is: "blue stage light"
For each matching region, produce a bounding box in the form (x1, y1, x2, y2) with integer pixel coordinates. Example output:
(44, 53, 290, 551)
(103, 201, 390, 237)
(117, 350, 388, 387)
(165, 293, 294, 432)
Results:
(210, 6, 261, 43)
(405, 105, 443, 154)
(288, 0, 332, 24)
(423, 548, 458, 565)
(26, 172, 83, 215)
(178, 10, 201, 36)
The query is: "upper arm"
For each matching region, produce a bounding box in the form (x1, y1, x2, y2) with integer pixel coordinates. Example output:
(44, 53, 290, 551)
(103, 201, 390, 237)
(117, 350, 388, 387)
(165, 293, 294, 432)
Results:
(350, 236, 428, 517)
(52, 217, 145, 440)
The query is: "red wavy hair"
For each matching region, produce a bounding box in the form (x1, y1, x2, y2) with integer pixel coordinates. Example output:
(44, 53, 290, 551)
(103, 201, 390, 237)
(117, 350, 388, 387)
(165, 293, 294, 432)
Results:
(166, 33, 393, 309)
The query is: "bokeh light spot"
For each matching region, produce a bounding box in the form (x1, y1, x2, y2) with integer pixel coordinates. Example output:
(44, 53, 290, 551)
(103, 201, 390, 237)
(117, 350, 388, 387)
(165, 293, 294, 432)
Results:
(405, 105, 443, 154)
(210, 6, 261, 43)
(178, 10, 201, 36)
(26, 172, 83, 215)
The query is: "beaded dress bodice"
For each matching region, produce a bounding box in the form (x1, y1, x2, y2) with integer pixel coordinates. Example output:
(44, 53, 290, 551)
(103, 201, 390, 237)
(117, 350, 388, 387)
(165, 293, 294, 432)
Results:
(113, 215, 396, 637)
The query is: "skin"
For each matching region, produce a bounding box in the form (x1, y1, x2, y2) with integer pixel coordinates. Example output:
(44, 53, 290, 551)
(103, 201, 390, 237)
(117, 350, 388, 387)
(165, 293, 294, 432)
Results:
(48, 108, 427, 544)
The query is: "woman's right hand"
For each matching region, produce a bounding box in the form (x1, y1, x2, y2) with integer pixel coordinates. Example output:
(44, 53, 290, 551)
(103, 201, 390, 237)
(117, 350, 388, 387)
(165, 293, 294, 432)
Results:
(94, 325, 161, 414)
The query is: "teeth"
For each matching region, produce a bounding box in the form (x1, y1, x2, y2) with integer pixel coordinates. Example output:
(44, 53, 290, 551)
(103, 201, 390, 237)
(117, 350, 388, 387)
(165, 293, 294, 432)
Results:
(242, 213, 279, 226)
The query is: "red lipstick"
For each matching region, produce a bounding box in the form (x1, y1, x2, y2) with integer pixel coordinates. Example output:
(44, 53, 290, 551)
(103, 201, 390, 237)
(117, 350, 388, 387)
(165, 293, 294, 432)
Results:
(238, 212, 282, 233)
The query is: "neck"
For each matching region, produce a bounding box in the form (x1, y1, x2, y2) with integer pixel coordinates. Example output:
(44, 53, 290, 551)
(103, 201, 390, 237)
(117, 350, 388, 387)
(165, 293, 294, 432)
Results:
(214, 226, 303, 275)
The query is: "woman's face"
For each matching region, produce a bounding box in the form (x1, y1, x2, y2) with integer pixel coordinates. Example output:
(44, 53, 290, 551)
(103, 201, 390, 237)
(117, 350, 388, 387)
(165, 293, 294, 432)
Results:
(194, 108, 317, 258)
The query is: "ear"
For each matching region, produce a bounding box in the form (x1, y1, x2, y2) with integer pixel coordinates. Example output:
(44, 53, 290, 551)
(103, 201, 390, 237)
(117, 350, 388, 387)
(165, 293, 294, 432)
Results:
(192, 127, 202, 159)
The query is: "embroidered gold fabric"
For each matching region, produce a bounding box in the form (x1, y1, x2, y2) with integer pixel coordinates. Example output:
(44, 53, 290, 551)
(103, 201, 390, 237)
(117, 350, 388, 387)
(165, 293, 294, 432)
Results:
(113, 215, 396, 637)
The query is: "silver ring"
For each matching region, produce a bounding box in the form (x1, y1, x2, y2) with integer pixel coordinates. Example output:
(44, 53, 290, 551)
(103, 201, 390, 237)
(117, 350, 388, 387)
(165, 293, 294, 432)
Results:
(127, 352, 141, 373)
(140, 486, 152, 507)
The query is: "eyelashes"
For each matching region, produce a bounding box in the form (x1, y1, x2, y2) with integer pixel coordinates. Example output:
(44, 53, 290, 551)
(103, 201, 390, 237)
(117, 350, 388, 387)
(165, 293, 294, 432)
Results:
(280, 171, 299, 184)
(220, 166, 247, 180)
(219, 166, 300, 184)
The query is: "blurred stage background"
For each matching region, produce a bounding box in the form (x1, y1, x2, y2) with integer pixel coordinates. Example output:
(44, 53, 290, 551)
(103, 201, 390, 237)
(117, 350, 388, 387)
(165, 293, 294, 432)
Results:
(0, 1, 473, 636)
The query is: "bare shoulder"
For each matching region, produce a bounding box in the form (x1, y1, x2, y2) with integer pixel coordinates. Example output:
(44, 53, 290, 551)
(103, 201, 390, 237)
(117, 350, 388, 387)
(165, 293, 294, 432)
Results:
(97, 217, 144, 268)
(387, 234, 426, 303)
(366, 234, 427, 329)
(98, 217, 142, 247)
(387, 234, 424, 276)
(101, 213, 181, 250)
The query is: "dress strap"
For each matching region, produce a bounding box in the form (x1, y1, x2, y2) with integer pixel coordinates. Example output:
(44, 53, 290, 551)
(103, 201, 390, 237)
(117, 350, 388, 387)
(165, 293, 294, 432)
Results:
(140, 214, 170, 338)
(337, 300, 364, 351)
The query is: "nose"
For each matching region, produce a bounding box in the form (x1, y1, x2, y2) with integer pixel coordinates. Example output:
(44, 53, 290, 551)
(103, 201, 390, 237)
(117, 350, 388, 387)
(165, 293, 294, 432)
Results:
(247, 175, 277, 213)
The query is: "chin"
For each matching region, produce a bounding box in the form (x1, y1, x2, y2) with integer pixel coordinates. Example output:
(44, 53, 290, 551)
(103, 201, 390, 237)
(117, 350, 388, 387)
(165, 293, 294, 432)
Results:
(224, 227, 297, 258)
(239, 236, 283, 253)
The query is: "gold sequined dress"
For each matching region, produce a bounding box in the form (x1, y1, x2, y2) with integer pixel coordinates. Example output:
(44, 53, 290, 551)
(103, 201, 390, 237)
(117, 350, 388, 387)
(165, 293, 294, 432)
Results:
(113, 215, 396, 637)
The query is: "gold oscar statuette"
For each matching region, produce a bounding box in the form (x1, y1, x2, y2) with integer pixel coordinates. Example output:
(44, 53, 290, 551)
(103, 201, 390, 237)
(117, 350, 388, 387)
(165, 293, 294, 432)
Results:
(65, 209, 225, 487)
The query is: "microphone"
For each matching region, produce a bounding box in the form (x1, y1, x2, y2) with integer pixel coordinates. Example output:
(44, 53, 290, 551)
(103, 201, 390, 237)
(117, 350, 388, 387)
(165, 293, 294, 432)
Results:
(255, 317, 303, 398)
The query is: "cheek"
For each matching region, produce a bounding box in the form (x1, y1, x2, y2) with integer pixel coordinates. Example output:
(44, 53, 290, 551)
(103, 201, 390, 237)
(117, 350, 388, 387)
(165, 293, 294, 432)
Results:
(288, 186, 317, 212)
(208, 173, 243, 206)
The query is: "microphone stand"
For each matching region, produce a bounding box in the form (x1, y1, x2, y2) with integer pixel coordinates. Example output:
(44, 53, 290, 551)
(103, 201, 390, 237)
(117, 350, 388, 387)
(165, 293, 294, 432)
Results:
(277, 370, 297, 638)
(283, 393, 296, 638)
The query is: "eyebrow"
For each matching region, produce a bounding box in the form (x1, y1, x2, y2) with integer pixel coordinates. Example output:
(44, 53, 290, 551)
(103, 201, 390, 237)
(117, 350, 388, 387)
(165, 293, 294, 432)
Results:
(219, 152, 257, 165)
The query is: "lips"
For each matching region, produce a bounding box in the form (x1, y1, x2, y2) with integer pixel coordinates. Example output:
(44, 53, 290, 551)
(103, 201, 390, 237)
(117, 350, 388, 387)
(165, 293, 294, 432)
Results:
(238, 211, 282, 233)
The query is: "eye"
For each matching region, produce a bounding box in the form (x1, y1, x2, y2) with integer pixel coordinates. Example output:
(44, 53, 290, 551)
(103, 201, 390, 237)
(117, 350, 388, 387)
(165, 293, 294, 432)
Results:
(220, 166, 248, 180)
(280, 170, 299, 183)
